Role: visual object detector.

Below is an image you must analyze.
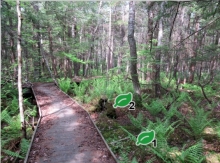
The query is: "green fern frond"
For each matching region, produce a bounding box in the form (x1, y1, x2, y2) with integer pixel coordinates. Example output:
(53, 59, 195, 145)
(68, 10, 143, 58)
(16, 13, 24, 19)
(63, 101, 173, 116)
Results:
(147, 119, 180, 140)
(128, 113, 146, 130)
(185, 108, 212, 139)
(143, 99, 165, 116)
(24, 106, 37, 117)
(148, 146, 172, 163)
(2, 149, 24, 159)
(58, 78, 71, 93)
(120, 126, 137, 142)
(1, 109, 12, 124)
(2, 115, 22, 139)
(145, 157, 156, 163)
(176, 141, 204, 163)
(8, 96, 19, 115)
(131, 157, 138, 163)
(20, 138, 30, 157)
(1, 138, 14, 149)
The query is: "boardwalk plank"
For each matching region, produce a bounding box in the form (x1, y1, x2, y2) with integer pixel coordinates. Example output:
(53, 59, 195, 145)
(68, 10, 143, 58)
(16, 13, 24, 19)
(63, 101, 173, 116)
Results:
(27, 83, 117, 163)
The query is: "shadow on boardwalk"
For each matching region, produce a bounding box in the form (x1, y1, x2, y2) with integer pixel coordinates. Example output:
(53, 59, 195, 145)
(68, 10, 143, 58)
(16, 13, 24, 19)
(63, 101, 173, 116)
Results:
(27, 83, 116, 163)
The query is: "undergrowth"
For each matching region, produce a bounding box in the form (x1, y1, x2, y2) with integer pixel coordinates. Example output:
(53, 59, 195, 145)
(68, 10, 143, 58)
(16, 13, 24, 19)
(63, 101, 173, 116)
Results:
(1, 82, 36, 162)
(67, 75, 219, 162)
(58, 77, 71, 93)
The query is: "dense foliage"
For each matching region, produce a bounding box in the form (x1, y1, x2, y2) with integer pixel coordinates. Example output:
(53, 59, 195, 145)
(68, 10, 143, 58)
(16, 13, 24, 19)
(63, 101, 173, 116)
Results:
(1, 0, 220, 162)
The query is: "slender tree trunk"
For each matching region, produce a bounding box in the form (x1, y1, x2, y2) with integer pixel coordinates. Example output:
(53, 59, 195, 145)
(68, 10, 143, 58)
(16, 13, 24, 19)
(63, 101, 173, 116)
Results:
(189, 15, 199, 83)
(154, 13, 163, 97)
(154, 2, 164, 97)
(128, 1, 141, 98)
(117, 21, 125, 74)
(107, 5, 112, 72)
(71, 18, 80, 77)
(17, 0, 26, 139)
(32, 2, 41, 79)
(146, 2, 154, 82)
(24, 42, 29, 81)
(5, 2, 17, 81)
(48, 26, 58, 77)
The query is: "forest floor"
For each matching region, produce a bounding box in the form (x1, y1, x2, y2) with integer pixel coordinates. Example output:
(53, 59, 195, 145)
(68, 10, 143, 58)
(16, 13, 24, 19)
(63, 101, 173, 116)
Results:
(81, 94, 220, 163)
(27, 83, 117, 163)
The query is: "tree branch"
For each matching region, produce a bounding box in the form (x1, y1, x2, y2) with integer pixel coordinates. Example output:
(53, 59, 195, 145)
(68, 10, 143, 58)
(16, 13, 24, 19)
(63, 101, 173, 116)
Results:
(169, 2, 180, 41)
(173, 16, 220, 48)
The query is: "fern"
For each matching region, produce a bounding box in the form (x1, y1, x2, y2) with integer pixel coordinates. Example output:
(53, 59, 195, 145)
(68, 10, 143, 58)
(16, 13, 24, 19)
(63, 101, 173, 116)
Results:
(119, 152, 130, 163)
(20, 138, 30, 158)
(8, 96, 19, 115)
(177, 92, 189, 102)
(120, 126, 137, 142)
(1, 82, 18, 99)
(148, 146, 172, 163)
(147, 119, 180, 141)
(145, 157, 156, 163)
(73, 80, 89, 101)
(58, 78, 71, 93)
(131, 157, 138, 163)
(176, 141, 204, 163)
(1, 115, 22, 140)
(1, 138, 14, 149)
(2, 149, 24, 159)
(24, 106, 37, 117)
(128, 113, 146, 130)
(184, 108, 212, 139)
(163, 105, 182, 120)
(215, 122, 220, 138)
(144, 119, 180, 162)
(1, 109, 12, 124)
(122, 117, 178, 163)
(63, 52, 87, 64)
(143, 99, 165, 116)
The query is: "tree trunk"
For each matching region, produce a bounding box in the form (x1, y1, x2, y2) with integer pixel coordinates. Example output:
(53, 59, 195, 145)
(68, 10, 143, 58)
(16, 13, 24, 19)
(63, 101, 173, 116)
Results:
(16, 0, 26, 139)
(71, 19, 80, 77)
(154, 2, 164, 98)
(5, 2, 17, 81)
(107, 5, 112, 72)
(189, 15, 199, 83)
(128, 1, 141, 102)
(48, 26, 58, 77)
(146, 2, 154, 82)
(32, 2, 41, 79)
(154, 16, 163, 97)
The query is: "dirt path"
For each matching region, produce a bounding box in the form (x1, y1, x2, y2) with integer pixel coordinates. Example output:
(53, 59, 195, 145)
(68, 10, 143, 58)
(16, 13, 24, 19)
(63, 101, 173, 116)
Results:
(27, 83, 117, 163)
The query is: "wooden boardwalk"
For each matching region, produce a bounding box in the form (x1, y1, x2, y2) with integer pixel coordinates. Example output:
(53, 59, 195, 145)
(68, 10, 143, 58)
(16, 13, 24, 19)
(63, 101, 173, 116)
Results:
(26, 83, 117, 163)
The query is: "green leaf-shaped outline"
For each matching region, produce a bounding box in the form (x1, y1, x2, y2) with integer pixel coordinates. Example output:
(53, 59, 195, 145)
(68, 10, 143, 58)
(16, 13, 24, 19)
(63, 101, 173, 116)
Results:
(113, 92, 133, 108)
(136, 130, 155, 146)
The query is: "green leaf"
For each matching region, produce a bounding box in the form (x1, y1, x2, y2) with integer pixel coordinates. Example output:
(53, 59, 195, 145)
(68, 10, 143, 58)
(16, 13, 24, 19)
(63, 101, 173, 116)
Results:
(63, 52, 86, 64)
(136, 130, 155, 146)
(113, 92, 132, 108)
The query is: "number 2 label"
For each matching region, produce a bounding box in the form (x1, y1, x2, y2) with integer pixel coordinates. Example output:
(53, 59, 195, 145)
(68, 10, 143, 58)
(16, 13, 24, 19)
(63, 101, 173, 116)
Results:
(129, 101, 135, 110)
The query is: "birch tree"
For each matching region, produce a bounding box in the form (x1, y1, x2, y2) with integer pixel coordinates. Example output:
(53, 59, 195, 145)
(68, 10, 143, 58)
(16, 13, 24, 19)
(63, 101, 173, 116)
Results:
(17, 0, 26, 138)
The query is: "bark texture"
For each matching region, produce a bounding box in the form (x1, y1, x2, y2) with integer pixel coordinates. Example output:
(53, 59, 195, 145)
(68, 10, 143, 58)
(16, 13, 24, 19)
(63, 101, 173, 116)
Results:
(17, 0, 26, 138)
(128, 1, 141, 96)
